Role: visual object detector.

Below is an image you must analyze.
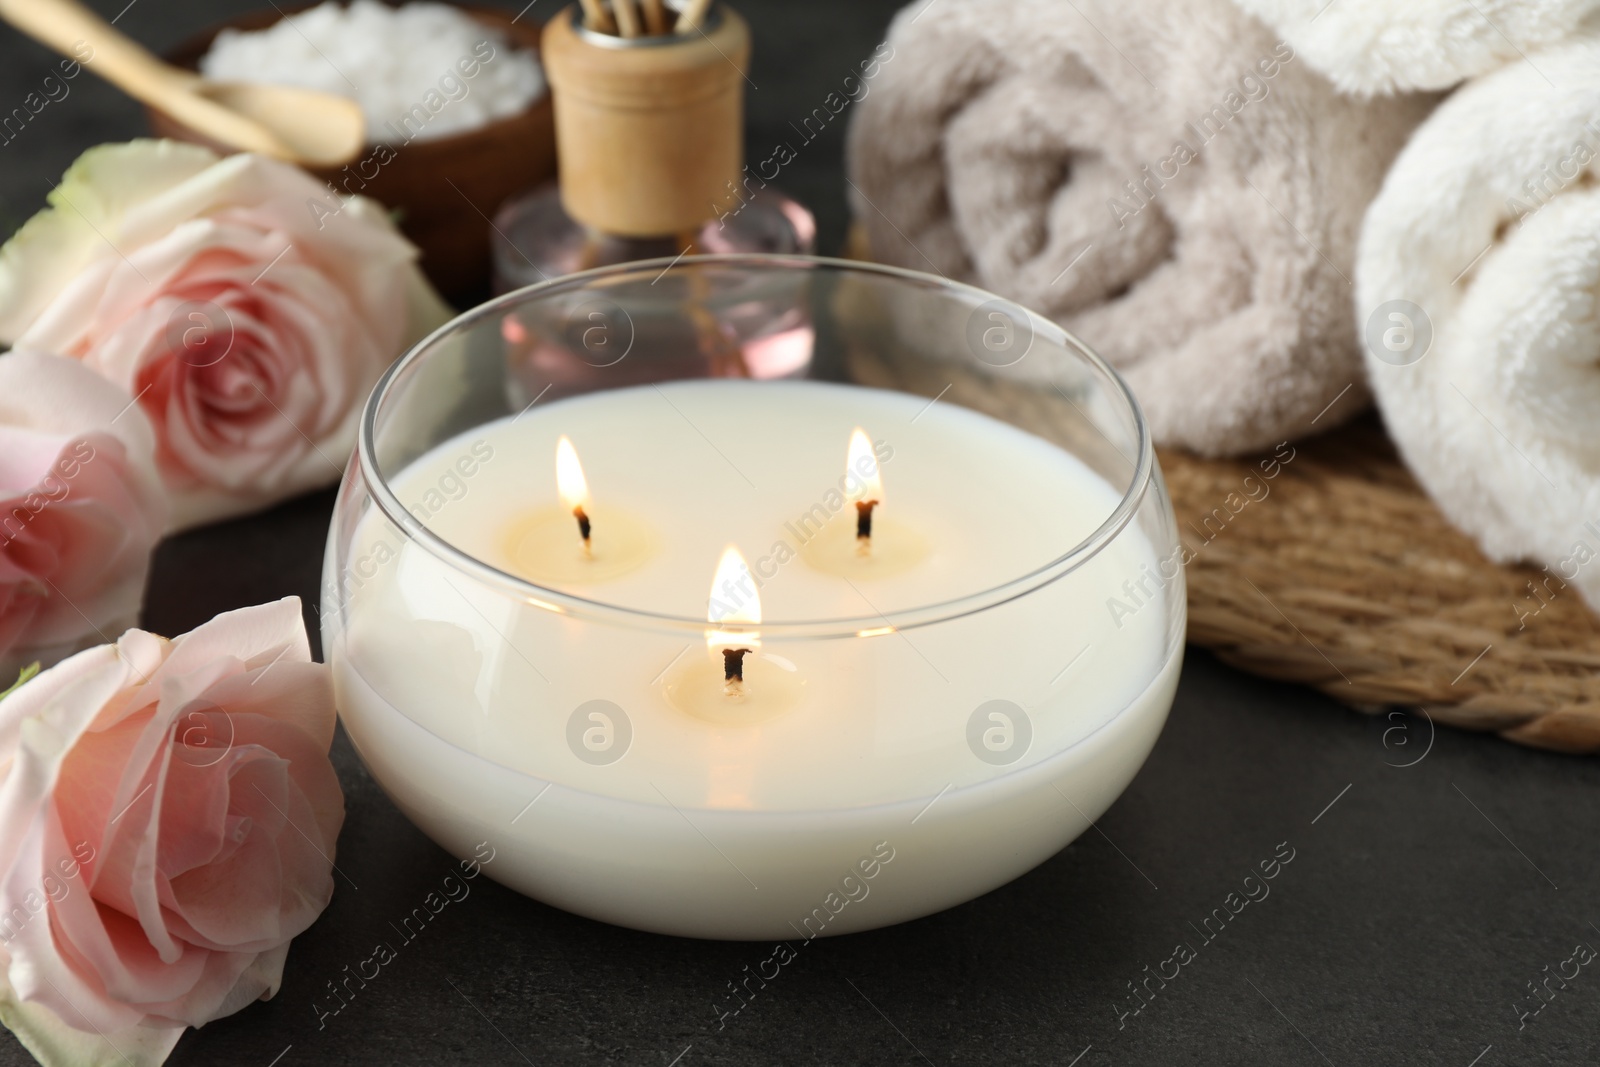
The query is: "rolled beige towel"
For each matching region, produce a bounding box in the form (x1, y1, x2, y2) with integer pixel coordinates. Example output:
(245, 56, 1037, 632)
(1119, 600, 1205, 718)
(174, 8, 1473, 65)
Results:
(846, 0, 1432, 456)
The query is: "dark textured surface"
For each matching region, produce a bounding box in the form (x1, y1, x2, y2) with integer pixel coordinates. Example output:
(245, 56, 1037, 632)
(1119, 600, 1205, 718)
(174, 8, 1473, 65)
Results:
(4, 2, 1600, 1065)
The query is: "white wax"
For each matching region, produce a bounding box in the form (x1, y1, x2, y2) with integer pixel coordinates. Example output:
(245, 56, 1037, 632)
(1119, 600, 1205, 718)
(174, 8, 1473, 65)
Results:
(328, 381, 1180, 937)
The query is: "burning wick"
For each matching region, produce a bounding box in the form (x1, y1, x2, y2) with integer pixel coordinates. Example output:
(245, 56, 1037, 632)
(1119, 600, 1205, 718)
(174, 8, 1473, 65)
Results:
(722, 647, 752, 695)
(556, 435, 593, 558)
(855, 499, 878, 549)
(845, 427, 884, 557)
(707, 545, 761, 699)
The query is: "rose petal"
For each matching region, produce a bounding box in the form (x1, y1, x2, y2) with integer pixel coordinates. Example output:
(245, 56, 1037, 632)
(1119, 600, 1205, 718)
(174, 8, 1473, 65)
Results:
(3, 807, 163, 1033)
(131, 941, 275, 1030)
(162, 756, 289, 950)
(0, 954, 183, 1067)
(0, 140, 219, 344)
(151, 599, 309, 686)
(0, 646, 131, 876)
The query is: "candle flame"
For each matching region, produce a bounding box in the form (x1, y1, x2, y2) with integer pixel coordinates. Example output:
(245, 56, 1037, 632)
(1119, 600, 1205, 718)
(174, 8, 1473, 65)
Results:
(706, 544, 760, 649)
(556, 435, 591, 512)
(846, 427, 883, 504)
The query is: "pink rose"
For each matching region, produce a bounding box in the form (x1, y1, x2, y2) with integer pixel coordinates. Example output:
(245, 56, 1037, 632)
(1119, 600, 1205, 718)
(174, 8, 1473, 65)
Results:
(0, 140, 452, 532)
(0, 598, 343, 1066)
(0, 351, 167, 681)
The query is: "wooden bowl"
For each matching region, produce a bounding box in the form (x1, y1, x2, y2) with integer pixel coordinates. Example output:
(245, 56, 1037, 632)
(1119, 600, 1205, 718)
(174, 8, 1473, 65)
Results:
(148, 4, 556, 304)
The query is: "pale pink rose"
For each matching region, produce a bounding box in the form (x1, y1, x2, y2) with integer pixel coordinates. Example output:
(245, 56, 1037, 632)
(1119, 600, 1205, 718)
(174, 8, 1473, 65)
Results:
(0, 140, 452, 532)
(0, 598, 343, 1067)
(0, 351, 167, 682)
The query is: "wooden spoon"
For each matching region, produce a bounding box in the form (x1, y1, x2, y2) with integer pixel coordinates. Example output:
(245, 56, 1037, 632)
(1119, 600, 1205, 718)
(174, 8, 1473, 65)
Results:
(0, 0, 364, 166)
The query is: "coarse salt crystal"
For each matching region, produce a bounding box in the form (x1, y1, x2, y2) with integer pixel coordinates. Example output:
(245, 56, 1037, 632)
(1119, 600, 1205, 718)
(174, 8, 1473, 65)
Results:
(200, 0, 546, 144)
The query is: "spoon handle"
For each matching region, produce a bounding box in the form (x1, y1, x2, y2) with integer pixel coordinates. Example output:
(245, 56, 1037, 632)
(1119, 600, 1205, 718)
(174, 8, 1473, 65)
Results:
(0, 0, 291, 157)
(0, 0, 190, 93)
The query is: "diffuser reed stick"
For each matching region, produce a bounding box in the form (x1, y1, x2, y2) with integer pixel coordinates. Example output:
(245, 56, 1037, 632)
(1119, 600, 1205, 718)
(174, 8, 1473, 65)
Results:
(578, 0, 616, 32)
(677, 0, 713, 32)
(641, 0, 669, 34)
(612, 0, 642, 37)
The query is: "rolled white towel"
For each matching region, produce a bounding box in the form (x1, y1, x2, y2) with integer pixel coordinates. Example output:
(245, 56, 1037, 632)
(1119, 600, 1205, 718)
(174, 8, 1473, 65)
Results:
(846, 0, 1431, 456)
(1358, 30, 1600, 616)
(1232, 0, 1600, 94)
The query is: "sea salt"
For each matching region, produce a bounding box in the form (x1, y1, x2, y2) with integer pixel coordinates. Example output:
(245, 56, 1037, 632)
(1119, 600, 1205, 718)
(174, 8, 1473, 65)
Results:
(200, 0, 546, 144)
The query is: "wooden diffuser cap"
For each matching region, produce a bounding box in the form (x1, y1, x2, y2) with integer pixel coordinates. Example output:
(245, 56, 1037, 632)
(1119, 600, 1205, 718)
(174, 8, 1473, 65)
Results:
(541, 4, 751, 237)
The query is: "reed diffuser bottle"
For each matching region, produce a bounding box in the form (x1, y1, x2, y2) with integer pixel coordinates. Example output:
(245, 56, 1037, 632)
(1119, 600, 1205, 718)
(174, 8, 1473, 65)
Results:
(492, 0, 814, 290)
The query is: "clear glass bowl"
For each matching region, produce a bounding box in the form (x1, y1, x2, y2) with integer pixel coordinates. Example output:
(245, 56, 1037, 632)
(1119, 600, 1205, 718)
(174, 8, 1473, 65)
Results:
(321, 255, 1185, 940)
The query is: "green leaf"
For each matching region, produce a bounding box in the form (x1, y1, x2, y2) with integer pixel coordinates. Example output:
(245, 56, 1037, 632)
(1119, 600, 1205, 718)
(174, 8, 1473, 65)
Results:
(0, 663, 39, 702)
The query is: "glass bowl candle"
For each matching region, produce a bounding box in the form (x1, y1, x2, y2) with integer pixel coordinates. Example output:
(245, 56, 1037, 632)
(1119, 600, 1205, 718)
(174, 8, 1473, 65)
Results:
(322, 256, 1186, 940)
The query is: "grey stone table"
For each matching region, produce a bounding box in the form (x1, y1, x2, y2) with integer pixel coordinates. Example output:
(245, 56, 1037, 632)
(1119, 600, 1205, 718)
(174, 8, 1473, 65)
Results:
(2, 2, 1598, 1064)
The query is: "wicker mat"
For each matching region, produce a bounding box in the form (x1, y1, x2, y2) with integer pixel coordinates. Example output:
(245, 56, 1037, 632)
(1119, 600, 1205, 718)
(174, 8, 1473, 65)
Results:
(846, 345, 1600, 755)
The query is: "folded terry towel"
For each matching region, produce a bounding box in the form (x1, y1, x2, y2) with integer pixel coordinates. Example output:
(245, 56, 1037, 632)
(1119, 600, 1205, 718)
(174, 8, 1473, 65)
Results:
(1358, 31, 1600, 615)
(846, 0, 1431, 456)
(1232, 0, 1600, 95)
